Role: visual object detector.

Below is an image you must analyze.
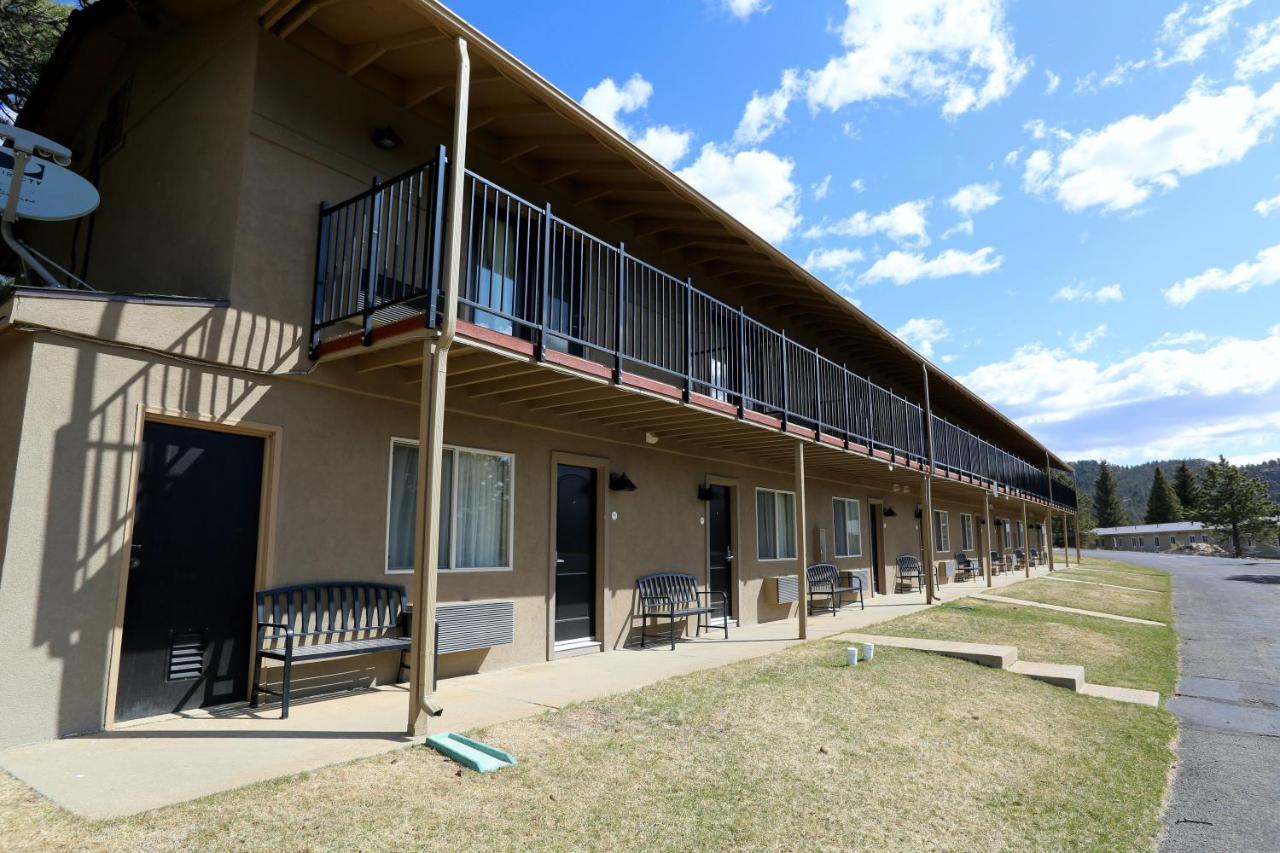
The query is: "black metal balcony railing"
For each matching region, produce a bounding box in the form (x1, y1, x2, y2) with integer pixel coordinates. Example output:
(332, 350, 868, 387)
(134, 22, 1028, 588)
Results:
(310, 155, 1076, 510)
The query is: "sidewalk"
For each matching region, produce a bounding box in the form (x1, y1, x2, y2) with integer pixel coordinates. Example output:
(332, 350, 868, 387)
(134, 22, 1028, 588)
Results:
(0, 567, 1044, 818)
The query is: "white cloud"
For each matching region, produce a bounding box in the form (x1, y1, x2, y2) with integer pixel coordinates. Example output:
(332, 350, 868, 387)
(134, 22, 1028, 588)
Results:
(895, 317, 949, 357)
(947, 181, 1002, 215)
(724, 0, 770, 20)
(804, 199, 930, 245)
(1024, 80, 1280, 213)
(812, 174, 833, 200)
(1069, 324, 1107, 353)
(962, 324, 1280, 421)
(806, 0, 1029, 119)
(1003, 149, 1020, 167)
(1157, 0, 1252, 67)
(580, 74, 692, 168)
(1164, 241, 1280, 305)
(1044, 70, 1061, 94)
(734, 70, 801, 145)
(941, 219, 974, 240)
(1237, 16, 1280, 79)
(803, 247, 865, 272)
(1255, 192, 1280, 216)
(1053, 283, 1124, 303)
(1154, 330, 1209, 346)
(677, 143, 800, 243)
(860, 246, 1002, 284)
(849, 178, 867, 193)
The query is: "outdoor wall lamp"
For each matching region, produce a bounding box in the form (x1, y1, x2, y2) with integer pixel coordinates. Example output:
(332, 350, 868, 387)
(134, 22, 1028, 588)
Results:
(883, 506, 898, 517)
(914, 505, 923, 519)
(697, 483, 715, 502)
(609, 472, 638, 492)
(372, 125, 404, 150)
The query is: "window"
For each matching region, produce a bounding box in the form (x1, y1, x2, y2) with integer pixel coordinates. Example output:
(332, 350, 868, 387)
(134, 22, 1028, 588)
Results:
(1154, 537, 1161, 548)
(932, 510, 950, 552)
(1138, 537, 1144, 548)
(832, 498, 862, 557)
(1015, 521, 1024, 548)
(960, 513, 974, 551)
(1170, 536, 1177, 546)
(1002, 521, 1011, 549)
(386, 440, 513, 573)
(756, 488, 796, 560)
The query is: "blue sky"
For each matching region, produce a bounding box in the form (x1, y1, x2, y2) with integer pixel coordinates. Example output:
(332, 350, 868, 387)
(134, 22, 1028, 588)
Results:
(450, 0, 1280, 466)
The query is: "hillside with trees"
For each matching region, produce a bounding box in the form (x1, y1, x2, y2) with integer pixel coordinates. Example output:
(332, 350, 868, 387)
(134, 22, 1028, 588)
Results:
(1069, 458, 1280, 523)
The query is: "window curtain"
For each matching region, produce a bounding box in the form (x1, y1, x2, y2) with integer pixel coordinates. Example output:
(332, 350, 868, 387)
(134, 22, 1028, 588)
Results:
(834, 499, 860, 557)
(453, 451, 510, 568)
(757, 490, 776, 560)
(775, 492, 796, 559)
(387, 443, 418, 572)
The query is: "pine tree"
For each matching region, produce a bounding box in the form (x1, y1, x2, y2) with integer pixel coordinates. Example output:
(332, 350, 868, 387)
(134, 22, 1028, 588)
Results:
(1144, 467, 1182, 524)
(1173, 461, 1199, 518)
(1093, 461, 1129, 527)
(1197, 456, 1279, 557)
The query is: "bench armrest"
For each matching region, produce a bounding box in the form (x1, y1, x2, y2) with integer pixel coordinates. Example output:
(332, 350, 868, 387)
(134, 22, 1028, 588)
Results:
(257, 621, 295, 645)
(696, 590, 727, 605)
(640, 594, 674, 612)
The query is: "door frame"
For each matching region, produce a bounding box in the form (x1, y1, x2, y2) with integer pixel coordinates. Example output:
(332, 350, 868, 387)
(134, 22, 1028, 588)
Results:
(867, 498, 884, 596)
(104, 405, 281, 729)
(547, 451, 608, 660)
(702, 475, 739, 621)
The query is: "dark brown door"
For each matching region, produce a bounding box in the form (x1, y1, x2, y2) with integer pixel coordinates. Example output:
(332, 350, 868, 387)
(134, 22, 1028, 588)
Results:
(707, 484, 733, 620)
(868, 503, 883, 594)
(554, 464, 597, 644)
(115, 422, 264, 722)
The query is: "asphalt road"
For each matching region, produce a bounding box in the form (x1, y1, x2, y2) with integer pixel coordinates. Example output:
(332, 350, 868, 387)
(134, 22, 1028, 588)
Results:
(1083, 550, 1280, 852)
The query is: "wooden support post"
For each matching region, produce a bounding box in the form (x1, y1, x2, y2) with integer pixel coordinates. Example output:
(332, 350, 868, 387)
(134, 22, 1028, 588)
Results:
(983, 492, 993, 588)
(920, 363, 938, 604)
(1061, 509, 1070, 568)
(794, 441, 808, 640)
(1044, 452, 1056, 573)
(408, 37, 470, 738)
(1075, 516, 1083, 563)
(1022, 501, 1031, 578)
(1045, 510, 1054, 572)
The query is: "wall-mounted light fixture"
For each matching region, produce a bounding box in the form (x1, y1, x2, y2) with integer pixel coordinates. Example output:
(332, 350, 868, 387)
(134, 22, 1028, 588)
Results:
(914, 505, 923, 519)
(609, 472, 638, 492)
(883, 506, 898, 518)
(697, 483, 716, 502)
(371, 125, 403, 150)
(978, 517, 987, 526)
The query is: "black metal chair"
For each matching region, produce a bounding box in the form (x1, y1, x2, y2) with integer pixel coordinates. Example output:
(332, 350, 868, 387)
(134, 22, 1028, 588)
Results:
(954, 552, 980, 581)
(806, 563, 864, 615)
(1013, 548, 1026, 570)
(635, 572, 727, 649)
(895, 555, 925, 593)
(990, 549, 1006, 574)
(1030, 548, 1041, 567)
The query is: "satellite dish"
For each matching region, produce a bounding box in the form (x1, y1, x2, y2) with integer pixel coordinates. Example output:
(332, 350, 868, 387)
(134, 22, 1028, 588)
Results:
(0, 150, 99, 222)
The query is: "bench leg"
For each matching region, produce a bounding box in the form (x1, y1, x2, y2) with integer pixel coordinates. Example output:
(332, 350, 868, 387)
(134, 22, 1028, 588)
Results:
(249, 653, 262, 709)
(396, 649, 409, 684)
(281, 653, 292, 720)
(640, 614, 647, 648)
(669, 614, 676, 650)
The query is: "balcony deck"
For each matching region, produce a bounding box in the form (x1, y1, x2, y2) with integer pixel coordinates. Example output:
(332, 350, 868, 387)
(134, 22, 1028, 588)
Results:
(309, 156, 1076, 512)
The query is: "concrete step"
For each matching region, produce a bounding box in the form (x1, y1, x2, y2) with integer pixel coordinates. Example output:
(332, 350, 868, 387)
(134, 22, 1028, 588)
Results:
(1009, 660, 1085, 690)
(1079, 682, 1161, 707)
(840, 633, 1017, 668)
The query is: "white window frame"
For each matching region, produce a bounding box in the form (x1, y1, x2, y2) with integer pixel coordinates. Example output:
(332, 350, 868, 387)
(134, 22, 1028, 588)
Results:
(755, 487, 797, 561)
(832, 497, 863, 558)
(932, 509, 950, 552)
(959, 513, 974, 552)
(1002, 521, 1012, 549)
(386, 438, 515, 574)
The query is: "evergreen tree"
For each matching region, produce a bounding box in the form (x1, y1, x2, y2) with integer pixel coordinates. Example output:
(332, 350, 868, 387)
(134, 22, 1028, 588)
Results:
(1173, 461, 1199, 518)
(1197, 456, 1279, 557)
(1, 0, 76, 119)
(1144, 467, 1182, 524)
(1093, 461, 1129, 527)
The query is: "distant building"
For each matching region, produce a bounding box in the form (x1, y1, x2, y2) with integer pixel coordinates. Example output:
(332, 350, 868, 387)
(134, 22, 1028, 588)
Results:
(1091, 522, 1208, 553)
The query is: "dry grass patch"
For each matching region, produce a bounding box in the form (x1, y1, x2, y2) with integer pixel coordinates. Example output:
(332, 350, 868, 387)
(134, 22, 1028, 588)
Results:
(994, 578, 1170, 623)
(1, 640, 1175, 852)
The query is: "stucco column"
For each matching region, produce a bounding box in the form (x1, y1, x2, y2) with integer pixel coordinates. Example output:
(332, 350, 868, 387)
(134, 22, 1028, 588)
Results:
(408, 37, 470, 737)
(919, 363, 938, 604)
(794, 441, 808, 640)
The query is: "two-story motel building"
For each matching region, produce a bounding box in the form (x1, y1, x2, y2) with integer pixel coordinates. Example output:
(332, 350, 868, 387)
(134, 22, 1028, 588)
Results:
(0, 0, 1078, 747)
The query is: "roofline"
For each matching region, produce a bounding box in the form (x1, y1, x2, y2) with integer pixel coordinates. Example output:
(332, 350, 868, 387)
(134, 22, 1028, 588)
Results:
(406, 0, 1070, 471)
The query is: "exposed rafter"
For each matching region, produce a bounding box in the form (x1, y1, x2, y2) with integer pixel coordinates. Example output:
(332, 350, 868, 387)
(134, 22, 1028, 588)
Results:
(345, 28, 448, 76)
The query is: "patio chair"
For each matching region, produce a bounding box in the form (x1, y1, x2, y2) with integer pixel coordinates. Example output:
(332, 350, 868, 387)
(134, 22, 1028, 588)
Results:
(806, 563, 864, 615)
(990, 550, 1002, 574)
(954, 552, 980, 581)
(1013, 548, 1026, 570)
(895, 554, 925, 593)
(1030, 548, 1041, 567)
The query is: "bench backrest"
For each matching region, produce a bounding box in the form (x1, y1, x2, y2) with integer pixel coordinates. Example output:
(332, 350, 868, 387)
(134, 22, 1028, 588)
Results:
(637, 572, 700, 608)
(256, 581, 407, 642)
(806, 563, 841, 589)
(895, 554, 922, 573)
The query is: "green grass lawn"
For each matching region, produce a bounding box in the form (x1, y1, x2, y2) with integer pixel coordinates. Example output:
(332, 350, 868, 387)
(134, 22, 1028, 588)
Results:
(0, 555, 1178, 852)
(990, 576, 1172, 624)
(1054, 566, 1171, 593)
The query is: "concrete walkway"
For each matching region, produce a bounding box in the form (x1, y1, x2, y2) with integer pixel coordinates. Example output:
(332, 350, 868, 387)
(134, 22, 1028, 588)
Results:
(1090, 550, 1280, 852)
(0, 567, 1047, 819)
(972, 592, 1166, 626)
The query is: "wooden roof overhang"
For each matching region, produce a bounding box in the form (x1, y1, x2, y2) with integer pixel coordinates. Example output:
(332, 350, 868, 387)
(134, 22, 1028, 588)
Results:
(254, 0, 1066, 472)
